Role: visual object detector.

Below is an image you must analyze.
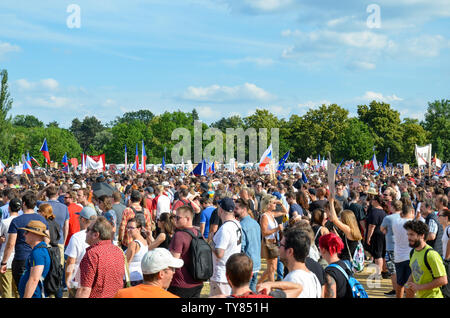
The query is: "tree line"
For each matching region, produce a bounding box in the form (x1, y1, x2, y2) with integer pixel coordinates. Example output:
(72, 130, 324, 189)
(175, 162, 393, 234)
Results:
(0, 69, 448, 166)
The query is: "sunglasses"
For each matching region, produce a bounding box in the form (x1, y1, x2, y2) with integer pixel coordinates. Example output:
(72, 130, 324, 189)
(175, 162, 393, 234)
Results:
(175, 215, 184, 221)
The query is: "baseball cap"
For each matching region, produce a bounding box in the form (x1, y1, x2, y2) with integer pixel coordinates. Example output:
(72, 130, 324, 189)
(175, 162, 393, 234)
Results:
(272, 191, 282, 200)
(141, 248, 184, 274)
(162, 181, 170, 187)
(72, 184, 81, 190)
(219, 197, 235, 213)
(104, 210, 117, 225)
(76, 206, 97, 220)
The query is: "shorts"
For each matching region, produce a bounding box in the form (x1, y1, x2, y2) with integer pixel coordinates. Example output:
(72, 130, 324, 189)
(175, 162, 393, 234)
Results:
(394, 261, 411, 286)
(385, 251, 396, 275)
(369, 234, 386, 259)
(209, 280, 232, 297)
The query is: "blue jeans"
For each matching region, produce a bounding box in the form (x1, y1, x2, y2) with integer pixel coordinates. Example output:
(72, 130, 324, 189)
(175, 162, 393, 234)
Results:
(276, 257, 284, 280)
(249, 272, 258, 292)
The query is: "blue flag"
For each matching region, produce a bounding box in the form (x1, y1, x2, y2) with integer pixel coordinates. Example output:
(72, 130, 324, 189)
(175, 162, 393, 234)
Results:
(382, 152, 388, 171)
(335, 158, 345, 175)
(192, 160, 207, 176)
(302, 171, 308, 183)
(162, 156, 165, 170)
(277, 151, 290, 172)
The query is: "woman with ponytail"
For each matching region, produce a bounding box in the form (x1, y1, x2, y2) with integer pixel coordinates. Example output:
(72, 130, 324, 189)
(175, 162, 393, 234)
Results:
(319, 233, 354, 298)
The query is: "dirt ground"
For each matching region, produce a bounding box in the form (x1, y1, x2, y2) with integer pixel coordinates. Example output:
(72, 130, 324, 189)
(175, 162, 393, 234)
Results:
(200, 260, 394, 298)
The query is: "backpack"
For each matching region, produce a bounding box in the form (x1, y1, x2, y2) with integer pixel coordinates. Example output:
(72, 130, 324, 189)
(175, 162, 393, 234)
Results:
(410, 247, 450, 298)
(178, 228, 213, 282)
(129, 206, 147, 228)
(37, 245, 64, 296)
(327, 263, 369, 298)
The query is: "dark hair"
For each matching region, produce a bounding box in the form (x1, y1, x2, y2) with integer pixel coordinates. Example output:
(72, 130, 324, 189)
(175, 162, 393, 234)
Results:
(311, 208, 326, 226)
(283, 228, 310, 263)
(225, 253, 253, 288)
(403, 220, 429, 237)
(2, 188, 18, 201)
(45, 185, 58, 198)
(130, 190, 141, 203)
(22, 191, 37, 209)
(158, 213, 175, 236)
(98, 195, 113, 211)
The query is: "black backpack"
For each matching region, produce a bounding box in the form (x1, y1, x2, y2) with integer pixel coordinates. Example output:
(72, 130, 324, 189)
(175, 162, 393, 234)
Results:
(130, 206, 147, 228)
(37, 245, 64, 296)
(178, 228, 213, 282)
(410, 247, 450, 298)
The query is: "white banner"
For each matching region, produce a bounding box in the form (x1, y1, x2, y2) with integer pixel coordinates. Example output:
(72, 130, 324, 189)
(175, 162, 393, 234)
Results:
(86, 155, 103, 172)
(415, 144, 432, 167)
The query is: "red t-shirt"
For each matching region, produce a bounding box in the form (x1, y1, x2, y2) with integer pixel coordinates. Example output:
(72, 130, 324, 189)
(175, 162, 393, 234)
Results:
(169, 227, 203, 289)
(65, 203, 82, 246)
(80, 240, 125, 298)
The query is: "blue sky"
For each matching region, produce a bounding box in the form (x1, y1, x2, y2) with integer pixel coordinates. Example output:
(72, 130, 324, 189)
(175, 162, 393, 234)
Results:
(0, 0, 449, 128)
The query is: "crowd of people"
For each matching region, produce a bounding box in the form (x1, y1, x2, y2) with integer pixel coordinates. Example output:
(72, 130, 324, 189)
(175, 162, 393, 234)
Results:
(0, 163, 448, 299)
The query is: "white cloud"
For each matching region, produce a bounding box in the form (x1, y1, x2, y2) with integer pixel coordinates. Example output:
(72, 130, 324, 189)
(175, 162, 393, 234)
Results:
(298, 100, 332, 109)
(221, 0, 294, 14)
(40, 78, 59, 90)
(102, 99, 117, 107)
(222, 57, 275, 67)
(405, 35, 450, 58)
(181, 83, 275, 102)
(360, 91, 403, 103)
(0, 41, 21, 58)
(26, 95, 71, 109)
(15, 78, 59, 91)
(196, 106, 221, 119)
(347, 61, 377, 71)
(268, 105, 291, 117)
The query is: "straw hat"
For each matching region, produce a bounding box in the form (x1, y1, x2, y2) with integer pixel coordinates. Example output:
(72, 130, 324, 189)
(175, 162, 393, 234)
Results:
(367, 187, 378, 195)
(19, 220, 49, 238)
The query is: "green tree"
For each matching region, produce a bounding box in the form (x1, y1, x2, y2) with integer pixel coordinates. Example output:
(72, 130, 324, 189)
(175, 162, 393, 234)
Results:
(288, 104, 349, 161)
(47, 121, 59, 128)
(211, 115, 245, 133)
(422, 99, 450, 162)
(91, 129, 114, 154)
(357, 101, 404, 162)
(334, 118, 374, 163)
(104, 122, 153, 164)
(400, 118, 430, 164)
(13, 114, 44, 128)
(113, 109, 155, 126)
(70, 116, 105, 153)
(0, 69, 13, 163)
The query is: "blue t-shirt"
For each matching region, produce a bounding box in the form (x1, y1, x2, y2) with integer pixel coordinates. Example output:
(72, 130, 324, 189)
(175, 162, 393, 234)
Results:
(199, 206, 215, 239)
(381, 213, 401, 251)
(18, 241, 51, 298)
(240, 215, 262, 272)
(37, 200, 69, 245)
(8, 213, 49, 261)
(289, 203, 303, 219)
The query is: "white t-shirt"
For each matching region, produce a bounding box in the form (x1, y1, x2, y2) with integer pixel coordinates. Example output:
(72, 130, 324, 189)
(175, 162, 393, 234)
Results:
(392, 217, 413, 263)
(211, 219, 242, 283)
(156, 195, 171, 220)
(283, 269, 322, 298)
(0, 215, 18, 269)
(442, 225, 450, 259)
(64, 229, 89, 288)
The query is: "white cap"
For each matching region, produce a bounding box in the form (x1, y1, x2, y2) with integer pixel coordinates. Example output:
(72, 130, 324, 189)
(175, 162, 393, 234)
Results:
(141, 248, 184, 275)
(162, 181, 170, 187)
(73, 184, 81, 190)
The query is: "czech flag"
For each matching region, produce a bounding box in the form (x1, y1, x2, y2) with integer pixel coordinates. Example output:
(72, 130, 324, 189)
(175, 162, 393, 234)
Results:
(141, 140, 147, 172)
(192, 159, 207, 176)
(132, 144, 139, 171)
(62, 153, 69, 173)
(23, 153, 33, 175)
(40, 138, 51, 164)
(0, 160, 5, 174)
(437, 164, 447, 177)
(259, 144, 272, 171)
(208, 161, 216, 174)
(30, 156, 41, 166)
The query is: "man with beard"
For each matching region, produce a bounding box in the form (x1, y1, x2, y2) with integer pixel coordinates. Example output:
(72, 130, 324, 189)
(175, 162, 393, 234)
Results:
(404, 220, 447, 298)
